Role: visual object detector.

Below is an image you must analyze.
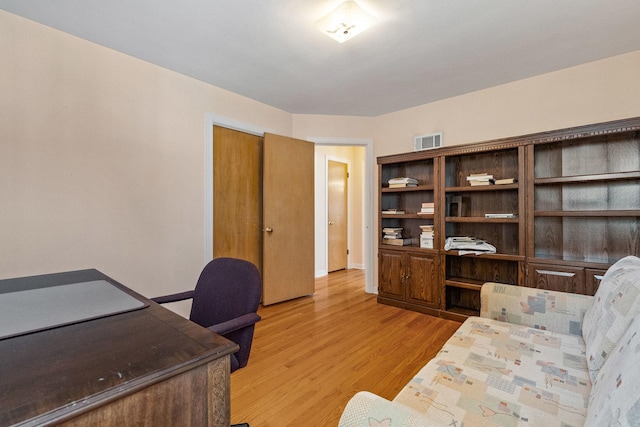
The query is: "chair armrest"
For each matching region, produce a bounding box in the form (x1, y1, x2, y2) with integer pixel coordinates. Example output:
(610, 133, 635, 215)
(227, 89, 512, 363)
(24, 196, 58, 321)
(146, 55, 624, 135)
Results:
(480, 282, 593, 336)
(338, 392, 440, 427)
(207, 312, 261, 335)
(150, 290, 194, 304)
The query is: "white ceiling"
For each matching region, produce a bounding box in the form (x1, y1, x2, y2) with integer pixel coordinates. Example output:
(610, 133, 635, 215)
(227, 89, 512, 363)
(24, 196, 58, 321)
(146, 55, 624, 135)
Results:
(2, 0, 640, 116)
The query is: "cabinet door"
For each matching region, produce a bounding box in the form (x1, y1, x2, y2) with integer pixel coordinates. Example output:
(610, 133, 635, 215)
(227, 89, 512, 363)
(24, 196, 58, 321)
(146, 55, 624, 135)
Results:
(405, 252, 439, 308)
(528, 263, 585, 294)
(378, 250, 404, 300)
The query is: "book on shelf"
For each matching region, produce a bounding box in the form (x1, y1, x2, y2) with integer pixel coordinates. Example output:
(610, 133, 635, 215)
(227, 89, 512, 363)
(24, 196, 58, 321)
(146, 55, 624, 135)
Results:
(383, 233, 403, 239)
(467, 173, 494, 186)
(484, 213, 517, 218)
(383, 238, 414, 246)
(383, 227, 403, 233)
(418, 202, 434, 214)
(382, 209, 405, 214)
(469, 180, 492, 186)
(418, 224, 434, 247)
(489, 177, 517, 185)
(466, 173, 493, 181)
(388, 177, 418, 185)
(388, 183, 418, 188)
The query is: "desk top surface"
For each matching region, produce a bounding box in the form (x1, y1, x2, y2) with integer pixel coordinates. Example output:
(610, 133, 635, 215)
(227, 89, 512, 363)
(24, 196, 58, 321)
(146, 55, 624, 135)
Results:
(0, 269, 237, 427)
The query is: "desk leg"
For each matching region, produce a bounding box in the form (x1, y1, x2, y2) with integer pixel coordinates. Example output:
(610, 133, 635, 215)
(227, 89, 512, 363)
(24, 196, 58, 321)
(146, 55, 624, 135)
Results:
(208, 355, 231, 426)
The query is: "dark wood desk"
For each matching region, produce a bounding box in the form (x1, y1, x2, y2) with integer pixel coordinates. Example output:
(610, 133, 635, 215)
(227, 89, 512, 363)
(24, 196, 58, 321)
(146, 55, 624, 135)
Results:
(0, 269, 238, 426)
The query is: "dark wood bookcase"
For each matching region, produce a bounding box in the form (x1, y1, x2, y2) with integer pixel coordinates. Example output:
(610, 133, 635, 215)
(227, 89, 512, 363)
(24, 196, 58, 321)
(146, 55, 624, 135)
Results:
(377, 117, 640, 320)
(525, 126, 640, 295)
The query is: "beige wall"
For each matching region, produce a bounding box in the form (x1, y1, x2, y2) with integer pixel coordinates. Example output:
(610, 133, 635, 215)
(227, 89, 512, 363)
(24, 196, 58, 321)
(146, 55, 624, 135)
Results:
(374, 50, 640, 156)
(0, 10, 291, 304)
(3, 8, 640, 302)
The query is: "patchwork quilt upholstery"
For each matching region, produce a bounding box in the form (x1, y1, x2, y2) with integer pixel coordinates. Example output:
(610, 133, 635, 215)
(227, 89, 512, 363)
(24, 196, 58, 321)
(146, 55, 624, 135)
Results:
(392, 317, 590, 427)
(339, 256, 640, 427)
(582, 256, 640, 382)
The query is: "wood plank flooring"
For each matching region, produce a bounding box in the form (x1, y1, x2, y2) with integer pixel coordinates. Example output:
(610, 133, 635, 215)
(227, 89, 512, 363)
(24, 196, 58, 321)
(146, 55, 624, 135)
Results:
(230, 269, 461, 426)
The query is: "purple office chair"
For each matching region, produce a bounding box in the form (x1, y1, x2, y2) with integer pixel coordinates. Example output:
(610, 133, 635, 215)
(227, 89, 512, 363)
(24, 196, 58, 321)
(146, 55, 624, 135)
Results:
(152, 257, 262, 373)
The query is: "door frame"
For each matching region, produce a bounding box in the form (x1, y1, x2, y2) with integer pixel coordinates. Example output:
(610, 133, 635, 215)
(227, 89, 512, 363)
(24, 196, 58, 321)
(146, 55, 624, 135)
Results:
(326, 156, 350, 273)
(311, 137, 375, 294)
(204, 114, 375, 294)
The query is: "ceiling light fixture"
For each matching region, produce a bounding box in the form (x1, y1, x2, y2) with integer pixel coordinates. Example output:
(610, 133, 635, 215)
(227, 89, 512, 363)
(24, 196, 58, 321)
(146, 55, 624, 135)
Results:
(316, 1, 376, 43)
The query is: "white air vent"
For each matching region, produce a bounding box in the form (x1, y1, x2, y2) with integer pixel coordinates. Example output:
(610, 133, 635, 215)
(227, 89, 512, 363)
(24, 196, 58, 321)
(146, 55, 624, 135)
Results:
(414, 132, 443, 151)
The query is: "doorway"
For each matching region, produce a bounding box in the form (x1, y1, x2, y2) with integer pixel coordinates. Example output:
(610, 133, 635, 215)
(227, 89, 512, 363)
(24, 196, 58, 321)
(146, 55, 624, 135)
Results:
(209, 124, 315, 305)
(205, 115, 375, 294)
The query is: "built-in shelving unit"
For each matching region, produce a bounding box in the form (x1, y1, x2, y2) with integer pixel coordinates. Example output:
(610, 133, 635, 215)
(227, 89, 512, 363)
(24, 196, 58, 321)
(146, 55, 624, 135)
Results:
(525, 127, 640, 294)
(377, 117, 640, 320)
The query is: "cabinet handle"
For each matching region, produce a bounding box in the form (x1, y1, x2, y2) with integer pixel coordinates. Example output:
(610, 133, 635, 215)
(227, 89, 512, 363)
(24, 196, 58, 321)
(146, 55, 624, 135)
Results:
(264, 227, 274, 233)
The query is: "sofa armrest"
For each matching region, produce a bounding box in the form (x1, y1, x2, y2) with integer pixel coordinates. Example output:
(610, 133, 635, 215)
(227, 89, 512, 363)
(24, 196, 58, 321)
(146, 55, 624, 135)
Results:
(339, 392, 441, 427)
(480, 282, 593, 336)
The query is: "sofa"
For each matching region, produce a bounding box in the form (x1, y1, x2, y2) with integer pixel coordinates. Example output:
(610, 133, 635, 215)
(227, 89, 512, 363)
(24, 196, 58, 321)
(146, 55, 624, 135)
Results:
(339, 255, 640, 427)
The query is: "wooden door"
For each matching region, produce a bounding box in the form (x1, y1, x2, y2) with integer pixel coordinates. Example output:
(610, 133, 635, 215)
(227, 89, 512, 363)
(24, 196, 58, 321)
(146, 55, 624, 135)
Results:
(212, 127, 263, 272)
(262, 133, 315, 305)
(328, 160, 348, 272)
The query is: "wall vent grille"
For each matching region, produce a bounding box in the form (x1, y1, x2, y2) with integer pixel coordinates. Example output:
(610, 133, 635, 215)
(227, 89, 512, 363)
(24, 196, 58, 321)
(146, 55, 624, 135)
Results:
(414, 132, 443, 151)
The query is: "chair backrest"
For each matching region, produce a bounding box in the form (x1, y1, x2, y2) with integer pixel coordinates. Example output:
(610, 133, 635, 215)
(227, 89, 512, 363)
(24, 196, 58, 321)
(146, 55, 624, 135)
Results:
(190, 257, 262, 369)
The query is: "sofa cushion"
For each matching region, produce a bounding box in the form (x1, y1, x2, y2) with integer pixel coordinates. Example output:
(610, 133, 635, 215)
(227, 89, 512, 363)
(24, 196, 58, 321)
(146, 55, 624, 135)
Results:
(480, 282, 592, 336)
(585, 317, 640, 426)
(394, 317, 590, 426)
(582, 255, 640, 382)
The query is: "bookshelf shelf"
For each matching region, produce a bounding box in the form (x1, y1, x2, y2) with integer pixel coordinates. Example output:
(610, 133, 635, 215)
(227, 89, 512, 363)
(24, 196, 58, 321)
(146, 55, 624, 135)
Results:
(534, 170, 640, 185)
(382, 184, 434, 192)
(446, 216, 519, 223)
(445, 184, 518, 192)
(534, 210, 640, 217)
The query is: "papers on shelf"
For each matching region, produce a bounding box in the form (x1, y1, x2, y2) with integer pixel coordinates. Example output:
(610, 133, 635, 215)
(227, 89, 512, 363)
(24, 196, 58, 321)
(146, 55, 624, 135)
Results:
(444, 237, 496, 255)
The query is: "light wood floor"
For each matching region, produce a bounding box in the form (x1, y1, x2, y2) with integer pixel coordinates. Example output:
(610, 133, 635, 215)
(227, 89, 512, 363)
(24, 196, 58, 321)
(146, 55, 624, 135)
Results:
(230, 269, 461, 426)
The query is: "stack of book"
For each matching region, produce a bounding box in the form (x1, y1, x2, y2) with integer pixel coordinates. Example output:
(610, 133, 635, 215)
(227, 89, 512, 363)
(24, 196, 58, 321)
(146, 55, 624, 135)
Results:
(388, 177, 418, 188)
(382, 227, 412, 246)
(466, 173, 493, 186)
(419, 225, 434, 249)
(417, 202, 434, 215)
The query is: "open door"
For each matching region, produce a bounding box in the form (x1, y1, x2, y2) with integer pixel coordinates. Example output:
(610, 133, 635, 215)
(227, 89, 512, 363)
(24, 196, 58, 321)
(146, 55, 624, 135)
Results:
(262, 133, 315, 305)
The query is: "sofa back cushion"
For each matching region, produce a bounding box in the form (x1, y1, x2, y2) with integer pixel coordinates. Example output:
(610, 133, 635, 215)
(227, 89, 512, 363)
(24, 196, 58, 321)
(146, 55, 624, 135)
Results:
(582, 255, 640, 382)
(585, 316, 640, 426)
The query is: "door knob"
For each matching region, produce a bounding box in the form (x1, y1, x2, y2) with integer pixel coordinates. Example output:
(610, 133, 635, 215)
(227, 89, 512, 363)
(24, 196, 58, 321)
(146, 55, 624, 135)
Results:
(265, 227, 273, 232)
(328, 221, 334, 225)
